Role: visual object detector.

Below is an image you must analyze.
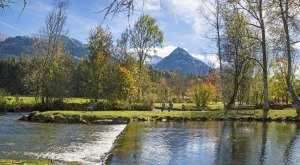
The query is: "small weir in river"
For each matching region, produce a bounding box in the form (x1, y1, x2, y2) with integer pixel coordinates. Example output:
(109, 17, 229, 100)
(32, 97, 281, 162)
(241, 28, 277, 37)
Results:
(0, 113, 126, 164)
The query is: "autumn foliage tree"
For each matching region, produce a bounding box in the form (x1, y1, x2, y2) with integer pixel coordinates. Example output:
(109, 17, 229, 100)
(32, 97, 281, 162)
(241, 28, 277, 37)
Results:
(23, 0, 71, 104)
(188, 79, 216, 107)
(102, 64, 137, 102)
(84, 25, 113, 103)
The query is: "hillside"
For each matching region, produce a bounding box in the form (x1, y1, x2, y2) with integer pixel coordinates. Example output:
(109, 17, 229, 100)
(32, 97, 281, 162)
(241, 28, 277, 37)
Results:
(0, 35, 88, 59)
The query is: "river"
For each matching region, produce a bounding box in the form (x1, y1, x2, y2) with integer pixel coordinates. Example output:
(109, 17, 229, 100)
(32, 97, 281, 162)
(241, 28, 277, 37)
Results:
(0, 113, 126, 164)
(107, 121, 300, 165)
(1, 113, 300, 165)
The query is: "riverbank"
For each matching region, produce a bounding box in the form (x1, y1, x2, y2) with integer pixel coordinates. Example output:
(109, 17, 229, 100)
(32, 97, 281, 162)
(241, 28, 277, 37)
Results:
(0, 159, 81, 165)
(20, 108, 298, 123)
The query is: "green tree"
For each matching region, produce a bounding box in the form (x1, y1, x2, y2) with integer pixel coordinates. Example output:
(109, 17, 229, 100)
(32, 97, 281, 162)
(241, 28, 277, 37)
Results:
(102, 64, 137, 101)
(23, 0, 70, 104)
(130, 14, 163, 101)
(188, 79, 216, 107)
(130, 14, 163, 70)
(233, 0, 270, 112)
(84, 25, 113, 103)
(222, 8, 256, 108)
(276, 0, 300, 117)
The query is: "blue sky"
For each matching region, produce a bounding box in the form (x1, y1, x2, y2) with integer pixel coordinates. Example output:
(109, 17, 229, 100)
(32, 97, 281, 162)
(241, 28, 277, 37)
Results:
(0, 0, 218, 65)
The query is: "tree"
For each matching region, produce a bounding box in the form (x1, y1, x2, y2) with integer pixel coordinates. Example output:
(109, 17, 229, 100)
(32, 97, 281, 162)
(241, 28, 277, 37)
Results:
(23, 0, 70, 104)
(233, 0, 270, 112)
(130, 14, 163, 71)
(102, 64, 137, 102)
(0, 0, 26, 12)
(130, 14, 163, 100)
(273, 0, 300, 117)
(200, 0, 227, 109)
(157, 77, 172, 101)
(221, 8, 256, 108)
(101, 0, 135, 19)
(84, 25, 113, 103)
(188, 79, 216, 107)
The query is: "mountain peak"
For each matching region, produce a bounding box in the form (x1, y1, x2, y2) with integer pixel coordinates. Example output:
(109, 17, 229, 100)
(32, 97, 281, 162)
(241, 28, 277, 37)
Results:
(170, 47, 189, 57)
(155, 47, 210, 76)
(174, 47, 187, 52)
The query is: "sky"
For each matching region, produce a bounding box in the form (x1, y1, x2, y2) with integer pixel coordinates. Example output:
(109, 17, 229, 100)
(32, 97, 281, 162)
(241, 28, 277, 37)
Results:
(0, 0, 219, 65)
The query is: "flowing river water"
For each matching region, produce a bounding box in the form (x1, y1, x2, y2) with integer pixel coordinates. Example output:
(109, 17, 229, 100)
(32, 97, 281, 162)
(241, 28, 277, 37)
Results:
(0, 113, 126, 164)
(1, 113, 300, 165)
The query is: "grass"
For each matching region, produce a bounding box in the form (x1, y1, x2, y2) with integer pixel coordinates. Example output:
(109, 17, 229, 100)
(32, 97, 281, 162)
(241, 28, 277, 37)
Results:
(154, 102, 224, 110)
(0, 159, 53, 165)
(40, 108, 297, 121)
(5, 96, 222, 110)
(4, 96, 90, 105)
(0, 159, 81, 165)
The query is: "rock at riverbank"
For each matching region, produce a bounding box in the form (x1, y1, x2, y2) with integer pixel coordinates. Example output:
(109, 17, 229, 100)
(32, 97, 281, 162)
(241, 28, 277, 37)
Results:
(20, 111, 130, 124)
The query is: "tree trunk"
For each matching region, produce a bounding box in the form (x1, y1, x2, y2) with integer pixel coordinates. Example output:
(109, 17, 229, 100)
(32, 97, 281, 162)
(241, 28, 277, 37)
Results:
(216, 5, 226, 113)
(261, 24, 269, 112)
(279, 0, 300, 120)
(227, 73, 238, 109)
(258, 0, 270, 118)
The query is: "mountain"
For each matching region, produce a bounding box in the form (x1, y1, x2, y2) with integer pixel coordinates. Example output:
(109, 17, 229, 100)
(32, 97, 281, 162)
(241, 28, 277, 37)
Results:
(155, 47, 210, 76)
(146, 55, 163, 65)
(0, 35, 88, 59)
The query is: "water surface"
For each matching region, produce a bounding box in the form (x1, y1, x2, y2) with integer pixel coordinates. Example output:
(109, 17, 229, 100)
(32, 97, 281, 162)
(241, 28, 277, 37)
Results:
(0, 113, 126, 164)
(108, 121, 300, 165)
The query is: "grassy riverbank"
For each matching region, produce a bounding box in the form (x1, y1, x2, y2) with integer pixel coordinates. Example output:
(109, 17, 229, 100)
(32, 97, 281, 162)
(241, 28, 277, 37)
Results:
(0, 159, 81, 165)
(36, 108, 297, 122)
(0, 159, 53, 165)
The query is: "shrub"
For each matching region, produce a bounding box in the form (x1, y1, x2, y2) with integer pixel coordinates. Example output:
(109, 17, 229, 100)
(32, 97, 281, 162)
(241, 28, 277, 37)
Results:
(0, 89, 8, 111)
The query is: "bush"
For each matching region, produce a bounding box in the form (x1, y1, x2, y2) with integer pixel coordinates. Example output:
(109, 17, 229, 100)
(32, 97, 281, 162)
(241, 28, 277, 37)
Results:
(254, 100, 293, 110)
(2, 97, 153, 112)
(0, 89, 8, 111)
(95, 100, 153, 111)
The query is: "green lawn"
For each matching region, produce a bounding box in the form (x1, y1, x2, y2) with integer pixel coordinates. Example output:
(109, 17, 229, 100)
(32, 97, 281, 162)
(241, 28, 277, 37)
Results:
(0, 159, 53, 165)
(0, 159, 81, 165)
(40, 108, 297, 121)
(154, 102, 224, 110)
(5, 96, 90, 105)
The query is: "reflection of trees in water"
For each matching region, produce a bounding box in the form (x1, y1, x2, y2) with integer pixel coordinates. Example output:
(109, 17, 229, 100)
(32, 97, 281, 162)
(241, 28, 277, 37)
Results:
(109, 121, 300, 165)
(112, 122, 141, 158)
(283, 124, 299, 164)
(259, 122, 267, 165)
(215, 122, 264, 165)
(260, 122, 298, 164)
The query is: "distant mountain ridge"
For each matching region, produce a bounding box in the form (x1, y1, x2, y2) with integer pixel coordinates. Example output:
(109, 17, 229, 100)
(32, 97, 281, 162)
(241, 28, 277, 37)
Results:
(147, 55, 163, 65)
(0, 35, 210, 76)
(155, 47, 210, 76)
(0, 34, 88, 59)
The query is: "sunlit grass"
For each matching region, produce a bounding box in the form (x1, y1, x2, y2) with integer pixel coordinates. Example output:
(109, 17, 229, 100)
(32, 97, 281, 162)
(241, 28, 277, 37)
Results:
(4, 96, 90, 105)
(154, 102, 224, 110)
(41, 108, 297, 120)
(0, 159, 81, 165)
(0, 159, 53, 165)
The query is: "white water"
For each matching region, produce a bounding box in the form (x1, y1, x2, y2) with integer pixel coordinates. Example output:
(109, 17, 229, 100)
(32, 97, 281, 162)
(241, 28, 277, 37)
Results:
(24, 124, 126, 165)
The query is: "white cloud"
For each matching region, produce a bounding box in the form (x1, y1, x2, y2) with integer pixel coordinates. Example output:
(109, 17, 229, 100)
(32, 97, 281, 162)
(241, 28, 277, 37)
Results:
(294, 42, 300, 50)
(164, 0, 205, 36)
(148, 45, 177, 57)
(192, 53, 219, 68)
(140, 0, 161, 11)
